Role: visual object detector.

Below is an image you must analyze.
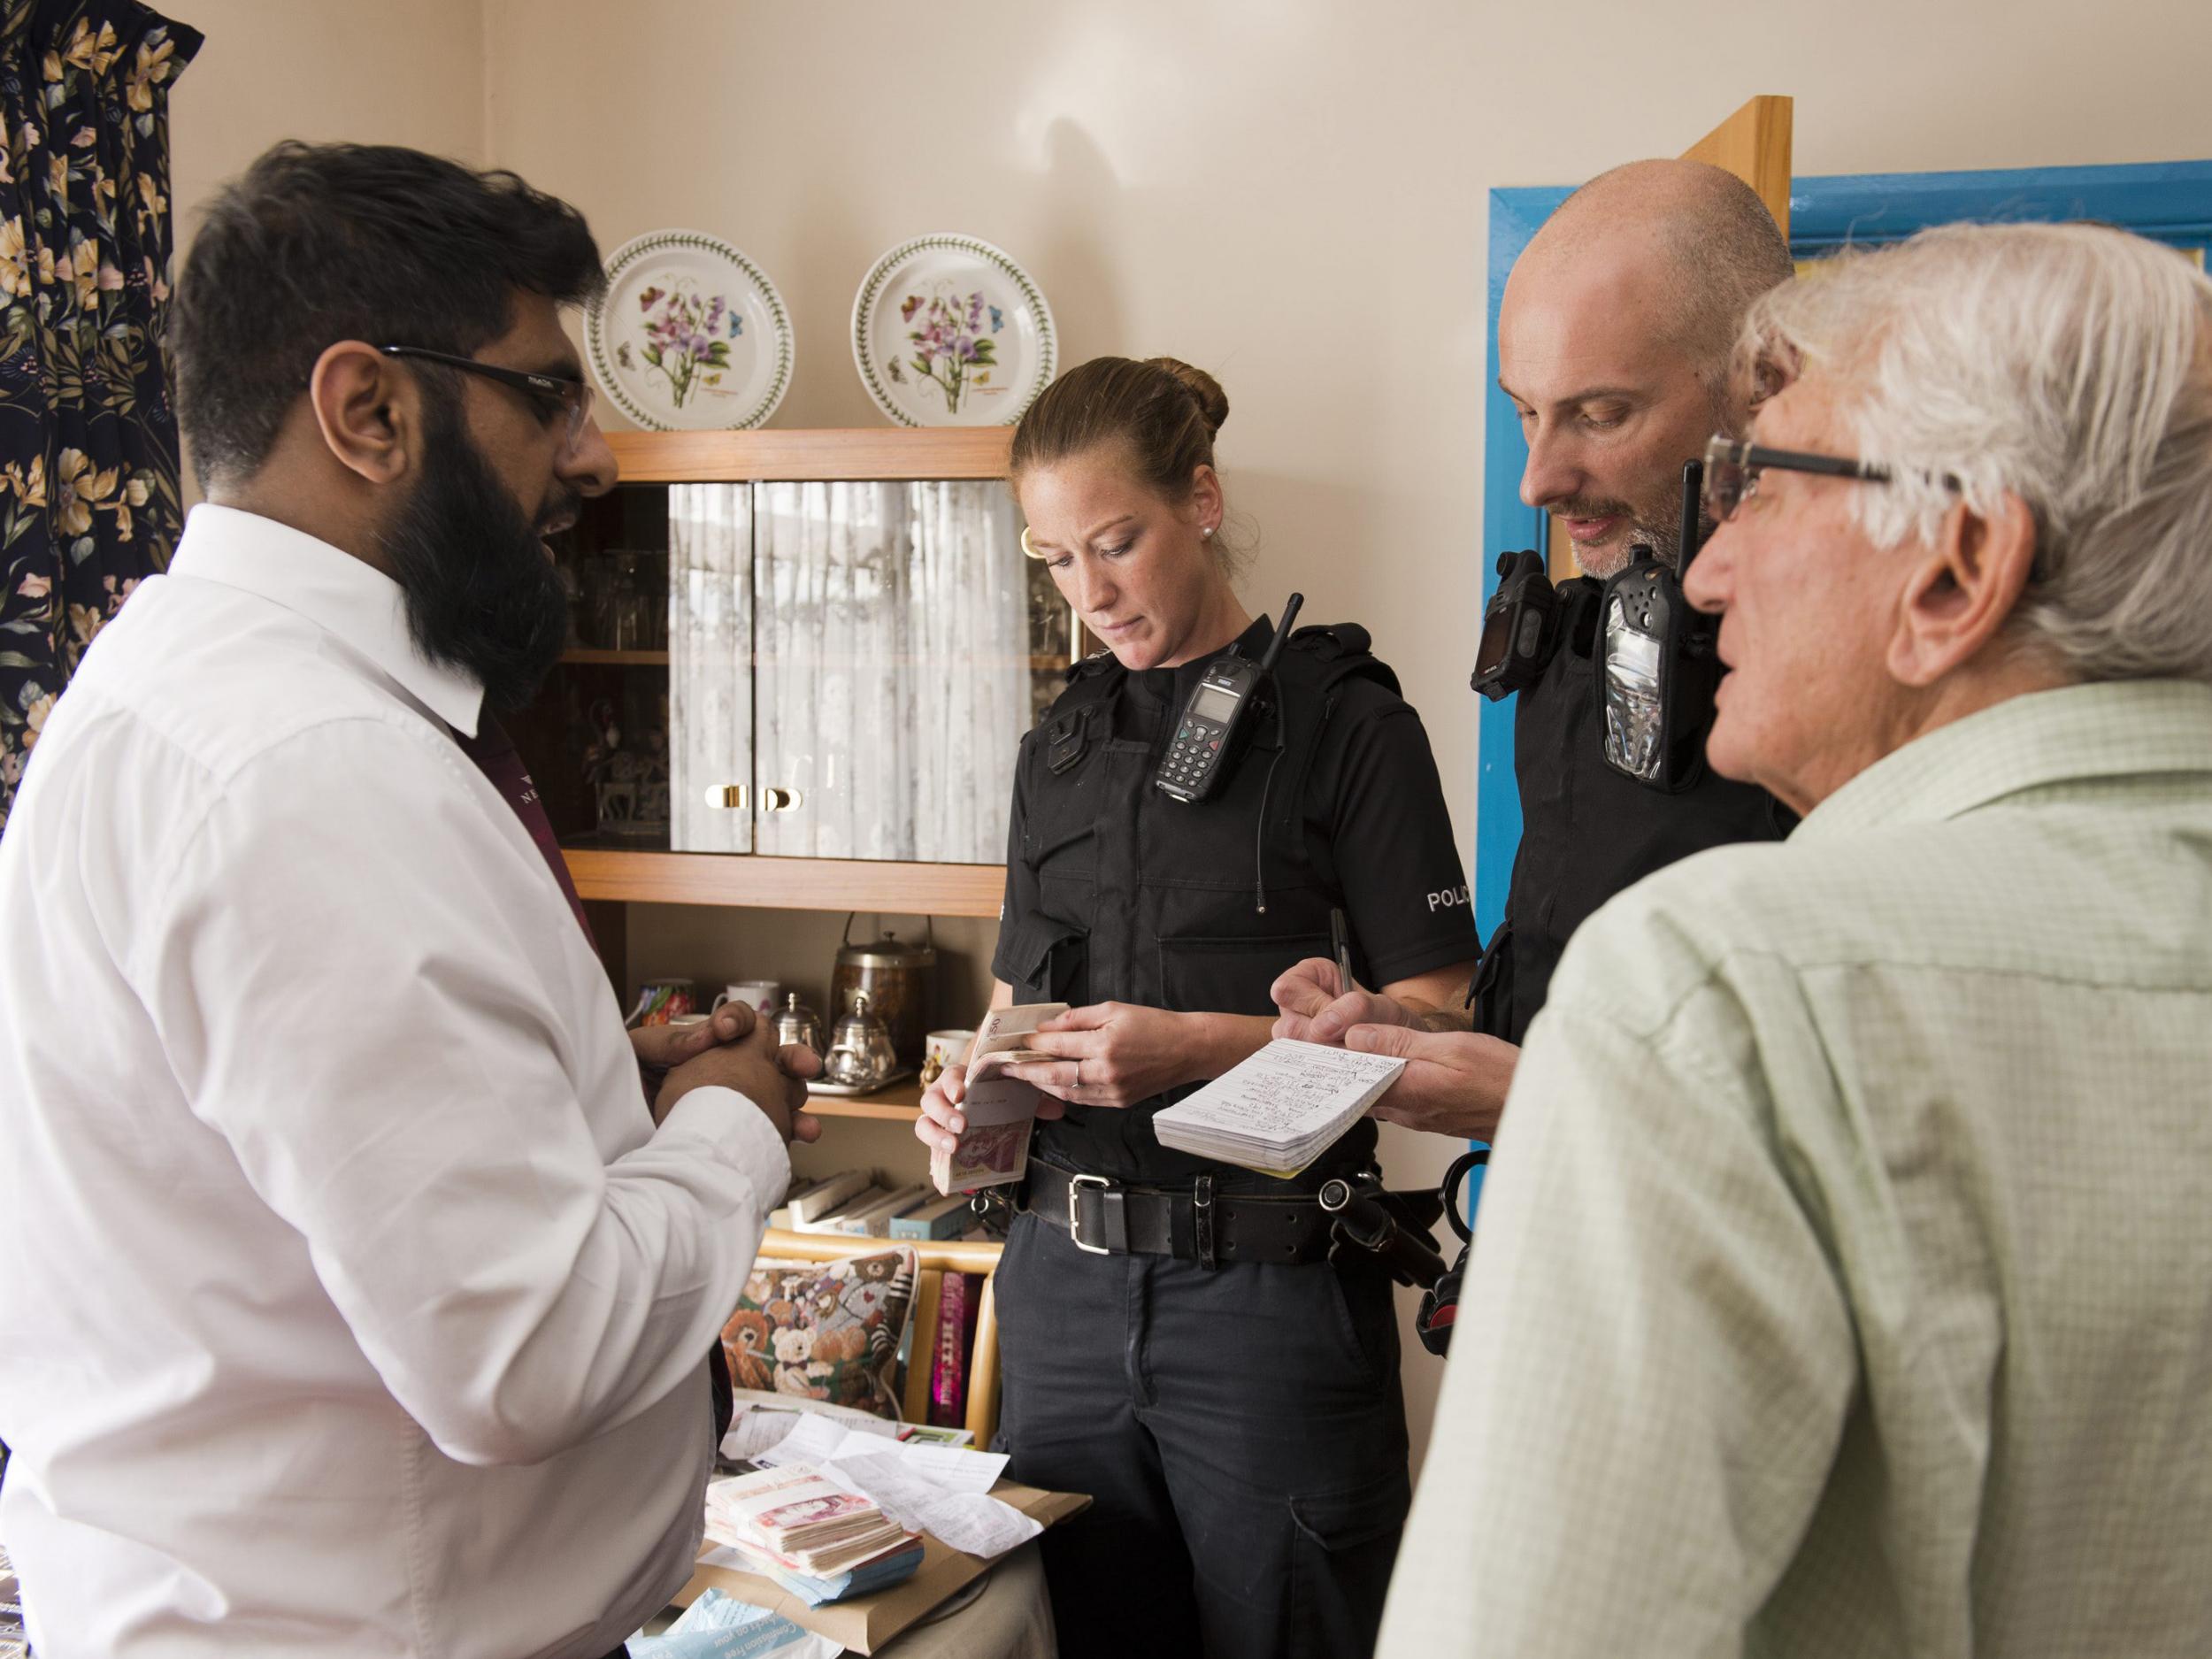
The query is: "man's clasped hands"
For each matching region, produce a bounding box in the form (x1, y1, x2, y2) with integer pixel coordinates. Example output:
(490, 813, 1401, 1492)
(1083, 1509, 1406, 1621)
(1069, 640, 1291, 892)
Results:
(630, 1002, 824, 1143)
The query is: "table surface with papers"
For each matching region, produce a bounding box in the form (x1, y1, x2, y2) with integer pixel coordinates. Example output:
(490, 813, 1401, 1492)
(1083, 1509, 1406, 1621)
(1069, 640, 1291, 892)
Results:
(669, 1402, 1090, 1655)
(647, 1541, 1054, 1657)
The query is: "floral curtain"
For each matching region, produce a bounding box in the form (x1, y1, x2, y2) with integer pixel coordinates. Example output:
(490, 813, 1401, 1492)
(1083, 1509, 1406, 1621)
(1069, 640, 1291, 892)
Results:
(0, 0, 197, 831)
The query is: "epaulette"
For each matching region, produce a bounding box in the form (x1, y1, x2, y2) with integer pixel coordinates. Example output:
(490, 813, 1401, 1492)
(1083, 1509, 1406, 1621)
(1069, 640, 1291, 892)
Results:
(1283, 622, 1397, 696)
(1286, 622, 1375, 661)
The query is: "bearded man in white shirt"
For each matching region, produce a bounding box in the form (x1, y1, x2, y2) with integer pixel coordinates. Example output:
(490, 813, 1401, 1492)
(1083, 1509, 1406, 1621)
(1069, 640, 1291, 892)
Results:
(0, 142, 817, 1659)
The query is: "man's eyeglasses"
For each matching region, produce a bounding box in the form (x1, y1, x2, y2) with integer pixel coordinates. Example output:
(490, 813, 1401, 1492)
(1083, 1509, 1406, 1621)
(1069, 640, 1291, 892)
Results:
(378, 345, 594, 455)
(1701, 434, 1960, 525)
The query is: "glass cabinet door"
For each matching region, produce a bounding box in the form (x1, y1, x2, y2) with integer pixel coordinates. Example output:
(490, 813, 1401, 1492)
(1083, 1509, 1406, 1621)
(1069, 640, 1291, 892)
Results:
(669, 482, 756, 853)
(750, 480, 1029, 862)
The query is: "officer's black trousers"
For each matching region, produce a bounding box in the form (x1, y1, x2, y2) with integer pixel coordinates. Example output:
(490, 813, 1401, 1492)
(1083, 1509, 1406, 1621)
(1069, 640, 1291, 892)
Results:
(993, 1209, 1410, 1659)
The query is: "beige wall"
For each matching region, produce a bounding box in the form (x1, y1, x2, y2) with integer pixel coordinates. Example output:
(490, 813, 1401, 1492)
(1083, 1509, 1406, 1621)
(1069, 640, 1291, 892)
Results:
(166, 0, 485, 492)
(165, 0, 2212, 1471)
(170, 0, 483, 247)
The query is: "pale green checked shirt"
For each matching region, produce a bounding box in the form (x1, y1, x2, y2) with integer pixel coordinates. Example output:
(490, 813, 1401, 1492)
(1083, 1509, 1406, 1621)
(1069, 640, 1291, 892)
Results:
(1381, 680, 2212, 1659)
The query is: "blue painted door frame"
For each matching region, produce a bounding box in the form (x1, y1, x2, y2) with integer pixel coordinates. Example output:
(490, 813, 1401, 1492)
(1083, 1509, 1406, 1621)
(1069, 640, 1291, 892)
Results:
(1474, 159, 2212, 941)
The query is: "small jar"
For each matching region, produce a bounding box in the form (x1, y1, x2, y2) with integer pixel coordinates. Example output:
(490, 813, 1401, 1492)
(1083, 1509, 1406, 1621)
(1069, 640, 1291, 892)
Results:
(772, 991, 826, 1058)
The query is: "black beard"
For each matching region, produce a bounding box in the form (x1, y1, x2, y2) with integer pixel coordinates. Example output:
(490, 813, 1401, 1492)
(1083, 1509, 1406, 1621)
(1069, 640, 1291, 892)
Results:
(379, 393, 575, 714)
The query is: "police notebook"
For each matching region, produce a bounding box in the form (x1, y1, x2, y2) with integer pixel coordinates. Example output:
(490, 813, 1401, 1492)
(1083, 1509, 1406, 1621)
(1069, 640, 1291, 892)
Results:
(1151, 1039, 1407, 1179)
(928, 1002, 1067, 1196)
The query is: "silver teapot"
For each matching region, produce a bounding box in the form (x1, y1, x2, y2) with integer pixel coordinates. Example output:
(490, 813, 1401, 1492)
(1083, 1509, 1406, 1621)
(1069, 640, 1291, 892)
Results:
(772, 991, 826, 1058)
(823, 990, 901, 1089)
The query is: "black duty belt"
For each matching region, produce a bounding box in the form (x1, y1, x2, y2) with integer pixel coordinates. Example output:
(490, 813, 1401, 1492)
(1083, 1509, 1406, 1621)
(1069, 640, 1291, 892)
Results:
(1025, 1160, 1334, 1269)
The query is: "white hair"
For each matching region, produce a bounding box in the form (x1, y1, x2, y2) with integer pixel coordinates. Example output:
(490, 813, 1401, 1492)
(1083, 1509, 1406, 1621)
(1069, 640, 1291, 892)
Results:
(1739, 221, 2212, 684)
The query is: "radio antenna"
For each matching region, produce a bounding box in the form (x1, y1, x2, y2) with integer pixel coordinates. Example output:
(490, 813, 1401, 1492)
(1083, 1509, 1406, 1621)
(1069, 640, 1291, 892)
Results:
(1258, 592, 1304, 674)
(1677, 459, 1707, 576)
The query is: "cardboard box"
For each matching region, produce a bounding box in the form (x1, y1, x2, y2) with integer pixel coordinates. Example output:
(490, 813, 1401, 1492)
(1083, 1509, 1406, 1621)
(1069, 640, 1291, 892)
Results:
(674, 1480, 1091, 1655)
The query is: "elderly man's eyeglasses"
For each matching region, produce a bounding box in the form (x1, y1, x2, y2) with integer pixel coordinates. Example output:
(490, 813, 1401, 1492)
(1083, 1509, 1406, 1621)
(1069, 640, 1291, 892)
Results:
(1701, 435, 1961, 524)
(378, 345, 594, 455)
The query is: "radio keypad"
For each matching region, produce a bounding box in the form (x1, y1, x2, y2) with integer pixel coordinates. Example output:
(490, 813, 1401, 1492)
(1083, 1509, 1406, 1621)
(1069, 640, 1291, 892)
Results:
(1165, 718, 1224, 788)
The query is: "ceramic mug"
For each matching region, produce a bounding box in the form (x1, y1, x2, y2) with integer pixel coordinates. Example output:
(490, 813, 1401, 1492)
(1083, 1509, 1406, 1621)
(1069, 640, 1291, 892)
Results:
(712, 979, 782, 1020)
(629, 977, 697, 1027)
(919, 1027, 975, 1087)
(925, 1029, 975, 1070)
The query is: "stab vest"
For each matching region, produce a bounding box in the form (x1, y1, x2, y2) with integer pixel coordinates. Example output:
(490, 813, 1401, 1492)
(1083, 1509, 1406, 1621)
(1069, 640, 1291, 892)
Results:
(1471, 578, 1789, 1045)
(1003, 622, 1399, 1183)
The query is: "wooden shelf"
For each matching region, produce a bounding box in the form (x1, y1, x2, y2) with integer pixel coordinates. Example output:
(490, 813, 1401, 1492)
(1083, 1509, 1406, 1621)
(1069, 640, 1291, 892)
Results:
(571, 650, 1053, 677)
(560, 648, 670, 665)
(608, 427, 1012, 483)
(803, 1079, 926, 1121)
(563, 849, 1004, 916)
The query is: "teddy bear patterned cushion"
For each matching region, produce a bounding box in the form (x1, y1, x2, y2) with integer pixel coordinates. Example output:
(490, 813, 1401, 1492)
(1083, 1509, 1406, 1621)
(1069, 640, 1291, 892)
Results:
(720, 1247, 919, 1419)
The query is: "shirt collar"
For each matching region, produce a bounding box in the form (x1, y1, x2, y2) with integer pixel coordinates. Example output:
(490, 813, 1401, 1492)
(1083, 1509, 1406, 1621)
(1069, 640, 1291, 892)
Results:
(1797, 679, 2212, 841)
(168, 503, 486, 736)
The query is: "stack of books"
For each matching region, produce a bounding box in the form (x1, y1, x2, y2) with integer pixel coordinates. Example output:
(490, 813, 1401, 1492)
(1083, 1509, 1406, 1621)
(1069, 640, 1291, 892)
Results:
(703, 1466, 922, 1593)
(928, 1271, 983, 1429)
(771, 1171, 961, 1238)
(769, 1174, 994, 1241)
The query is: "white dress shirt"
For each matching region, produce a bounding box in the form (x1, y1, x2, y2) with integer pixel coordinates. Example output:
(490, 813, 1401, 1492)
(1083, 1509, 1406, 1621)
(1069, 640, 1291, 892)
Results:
(0, 505, 788, 1658)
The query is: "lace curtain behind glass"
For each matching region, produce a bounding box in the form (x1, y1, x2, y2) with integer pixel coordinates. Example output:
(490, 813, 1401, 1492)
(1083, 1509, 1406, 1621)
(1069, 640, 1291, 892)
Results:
(672, 480, 1027, 863)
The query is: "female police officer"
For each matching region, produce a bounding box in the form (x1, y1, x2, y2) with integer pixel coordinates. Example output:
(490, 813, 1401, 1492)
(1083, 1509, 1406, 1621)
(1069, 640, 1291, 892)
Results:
(915, 357, 1479, 1659)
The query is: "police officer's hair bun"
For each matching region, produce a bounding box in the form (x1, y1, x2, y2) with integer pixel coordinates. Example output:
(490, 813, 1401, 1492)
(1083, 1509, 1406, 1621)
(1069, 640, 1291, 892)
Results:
(1010, 355, 1232, 511)
(1144, 357, 1230, 435)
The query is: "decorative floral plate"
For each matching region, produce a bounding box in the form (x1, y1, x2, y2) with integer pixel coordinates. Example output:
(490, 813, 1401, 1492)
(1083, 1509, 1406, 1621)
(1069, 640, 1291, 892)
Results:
(585, 229, 793, 431)
(851, 234, 1057, 427)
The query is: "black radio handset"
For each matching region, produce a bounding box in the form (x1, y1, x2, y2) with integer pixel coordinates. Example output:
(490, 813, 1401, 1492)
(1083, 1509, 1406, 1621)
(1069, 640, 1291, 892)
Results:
(1595, 460, 1721, 793)
(1156, 593, 1304, 803)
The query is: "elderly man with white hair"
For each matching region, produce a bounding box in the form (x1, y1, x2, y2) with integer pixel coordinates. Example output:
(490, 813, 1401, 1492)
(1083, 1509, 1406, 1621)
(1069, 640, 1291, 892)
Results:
(1379, 220, 2212, 1658)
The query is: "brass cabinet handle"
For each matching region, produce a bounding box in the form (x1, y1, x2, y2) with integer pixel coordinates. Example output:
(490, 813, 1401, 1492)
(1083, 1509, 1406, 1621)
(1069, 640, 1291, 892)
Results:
(703, 786, 802, 811)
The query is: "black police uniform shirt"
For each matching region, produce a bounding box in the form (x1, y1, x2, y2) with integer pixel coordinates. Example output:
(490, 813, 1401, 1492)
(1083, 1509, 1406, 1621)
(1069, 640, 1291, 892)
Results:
(1474, 576, 1789, 1045)
(992, 613, 1478, 1186)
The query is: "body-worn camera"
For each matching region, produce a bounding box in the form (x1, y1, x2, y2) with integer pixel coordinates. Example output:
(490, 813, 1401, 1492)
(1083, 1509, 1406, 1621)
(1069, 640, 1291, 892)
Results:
(1470, 549, 1558, 702)
(1594, 461, 1720, 792)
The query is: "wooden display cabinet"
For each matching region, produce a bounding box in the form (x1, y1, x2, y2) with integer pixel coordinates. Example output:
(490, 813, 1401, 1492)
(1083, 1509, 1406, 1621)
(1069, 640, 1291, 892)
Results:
(510, 428, 1068, 1123)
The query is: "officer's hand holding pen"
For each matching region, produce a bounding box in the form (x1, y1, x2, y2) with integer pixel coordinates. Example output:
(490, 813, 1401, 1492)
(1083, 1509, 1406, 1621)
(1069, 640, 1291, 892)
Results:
(1271, 956, 1516, 1141)
(1270, 958, 1425, 1046)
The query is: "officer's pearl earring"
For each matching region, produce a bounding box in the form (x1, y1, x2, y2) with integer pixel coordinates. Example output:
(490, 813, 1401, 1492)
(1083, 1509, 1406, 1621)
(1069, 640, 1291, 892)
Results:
(1202, 526, 1215, 540)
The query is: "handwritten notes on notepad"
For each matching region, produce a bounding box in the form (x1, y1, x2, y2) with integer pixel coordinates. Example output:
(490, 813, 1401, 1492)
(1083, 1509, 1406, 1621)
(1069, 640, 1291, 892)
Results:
(1151, 1039, 1407, 1177)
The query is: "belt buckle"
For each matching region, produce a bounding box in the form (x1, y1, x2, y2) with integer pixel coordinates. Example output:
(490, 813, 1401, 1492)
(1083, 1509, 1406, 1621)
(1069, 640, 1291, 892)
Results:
(1067, 1172, 1112, 1255)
